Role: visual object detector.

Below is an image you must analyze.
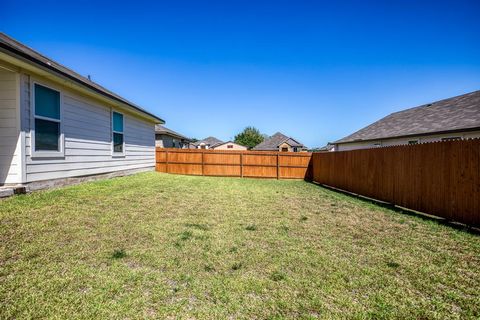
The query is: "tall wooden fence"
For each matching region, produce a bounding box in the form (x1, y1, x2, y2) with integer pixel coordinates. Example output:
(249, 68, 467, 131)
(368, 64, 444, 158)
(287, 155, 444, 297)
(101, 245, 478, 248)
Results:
(156, 148, 312, 179)
(311, 139, 480, 227)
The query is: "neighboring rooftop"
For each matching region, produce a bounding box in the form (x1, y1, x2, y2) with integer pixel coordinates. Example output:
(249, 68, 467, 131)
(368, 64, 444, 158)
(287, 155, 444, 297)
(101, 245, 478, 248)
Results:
(0, 32, 164, 123)
(155, 125, 191, 141)
(335, 90, 480, 144)
(316, 144, 335, 152)
(252, 132, 305, 151)
(193, 136, 224, 148)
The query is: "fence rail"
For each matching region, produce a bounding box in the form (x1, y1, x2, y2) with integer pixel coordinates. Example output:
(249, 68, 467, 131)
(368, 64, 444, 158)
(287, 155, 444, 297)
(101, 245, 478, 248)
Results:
(156, 140, 479, 227)
(156, 148, 312, 179)
(310, 139, 480, 227)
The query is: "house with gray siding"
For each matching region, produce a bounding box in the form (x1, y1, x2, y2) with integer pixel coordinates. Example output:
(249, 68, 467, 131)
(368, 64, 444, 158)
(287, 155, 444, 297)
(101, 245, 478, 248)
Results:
(332, 90, 480, 151)
(0, 33, 164, 190)
(155, 125, 192, 149)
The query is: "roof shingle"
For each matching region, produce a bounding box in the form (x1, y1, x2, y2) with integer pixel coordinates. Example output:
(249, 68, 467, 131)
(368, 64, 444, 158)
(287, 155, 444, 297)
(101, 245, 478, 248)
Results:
(335, 90, 480, 144)
(252, 132, 305, 150)
(193, 137, 224, 148)
(155, 125, 191, 141)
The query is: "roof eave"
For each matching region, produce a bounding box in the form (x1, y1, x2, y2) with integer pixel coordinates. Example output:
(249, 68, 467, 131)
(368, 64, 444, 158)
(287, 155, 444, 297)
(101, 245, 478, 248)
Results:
(156, 131, 192, 141)
(333, 126, 480, 145)
(0, 41, 165, 124)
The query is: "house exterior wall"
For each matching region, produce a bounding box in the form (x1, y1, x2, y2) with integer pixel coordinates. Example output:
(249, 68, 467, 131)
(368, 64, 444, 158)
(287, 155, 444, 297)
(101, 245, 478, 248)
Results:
(155, 134, 189, 148)
(20, 73, 156, 183)
(196, 143, 210, 149)
(334, 130, 480, 151)
(277, 143, 306, 152)
(0, 67, 21, 184)
(278, 142, 293, 152)
(155, 134, 170, 148)
(213, 142, 247, 150)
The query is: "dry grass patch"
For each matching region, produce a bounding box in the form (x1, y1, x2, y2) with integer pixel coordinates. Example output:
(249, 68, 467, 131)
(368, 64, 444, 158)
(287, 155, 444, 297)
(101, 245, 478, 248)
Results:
(0, 172, 479, 319)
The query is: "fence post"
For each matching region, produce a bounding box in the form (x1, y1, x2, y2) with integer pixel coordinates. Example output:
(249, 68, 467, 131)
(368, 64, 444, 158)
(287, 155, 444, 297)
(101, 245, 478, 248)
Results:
(240, 152, 244, 178)
(166, 149, 169, 173)
(276, 153, 279, 179)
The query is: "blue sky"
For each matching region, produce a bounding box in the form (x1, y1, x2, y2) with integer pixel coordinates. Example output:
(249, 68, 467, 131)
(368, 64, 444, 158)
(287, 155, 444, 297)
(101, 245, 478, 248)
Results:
(2, 0, 480, 147)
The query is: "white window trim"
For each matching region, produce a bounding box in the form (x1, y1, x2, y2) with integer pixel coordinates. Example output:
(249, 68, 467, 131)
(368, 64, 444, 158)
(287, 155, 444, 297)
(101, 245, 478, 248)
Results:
(111, 110, 125, 157)
(30, 81, 65, 158)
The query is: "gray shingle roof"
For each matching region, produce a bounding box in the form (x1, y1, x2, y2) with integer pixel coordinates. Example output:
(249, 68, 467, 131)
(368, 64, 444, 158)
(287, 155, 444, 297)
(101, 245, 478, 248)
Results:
(0, 32, 164, 123)
(193, 136, 224, 148)
(252, 132, 305, 150)
(335, 90, 480, 144)
(155, 125, 191, 141)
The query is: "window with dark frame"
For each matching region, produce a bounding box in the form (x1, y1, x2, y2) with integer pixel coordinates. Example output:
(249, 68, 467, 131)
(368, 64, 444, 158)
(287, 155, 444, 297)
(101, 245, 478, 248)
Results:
(112, 112, 124, 153)
(227, 144, 233, 148)
(34, 84, 61, 151)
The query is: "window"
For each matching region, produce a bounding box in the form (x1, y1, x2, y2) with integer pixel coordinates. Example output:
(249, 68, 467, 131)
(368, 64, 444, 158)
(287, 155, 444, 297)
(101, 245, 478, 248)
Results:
(227, 144, 233, 149)
(408, 140, 418, 145)
(441, 137, 461, 142)
(293, 147, 298, 152)
(112, 111, 124, 154)
(33, 83, 62, 154)
(281, 147, 288, 152)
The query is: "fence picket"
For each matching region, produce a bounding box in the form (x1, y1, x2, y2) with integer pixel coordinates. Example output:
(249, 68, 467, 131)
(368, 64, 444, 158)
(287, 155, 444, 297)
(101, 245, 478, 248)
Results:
(156, 148, 311, 179)
(310, 139, 480, 227)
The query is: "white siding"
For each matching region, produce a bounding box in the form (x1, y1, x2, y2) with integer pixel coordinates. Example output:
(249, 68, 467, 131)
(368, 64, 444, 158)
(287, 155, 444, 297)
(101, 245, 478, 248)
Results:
(22, 75, 156, 183)
(0, 68, 21, 184)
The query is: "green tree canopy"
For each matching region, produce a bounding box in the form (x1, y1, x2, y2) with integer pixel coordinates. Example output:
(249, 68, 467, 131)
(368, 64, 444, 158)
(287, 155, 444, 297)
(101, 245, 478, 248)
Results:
(234, 126, 265, 149)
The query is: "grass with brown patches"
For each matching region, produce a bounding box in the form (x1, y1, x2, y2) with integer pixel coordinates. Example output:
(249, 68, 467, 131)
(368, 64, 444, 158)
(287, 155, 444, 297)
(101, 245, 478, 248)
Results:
(0, 172, 479, 319)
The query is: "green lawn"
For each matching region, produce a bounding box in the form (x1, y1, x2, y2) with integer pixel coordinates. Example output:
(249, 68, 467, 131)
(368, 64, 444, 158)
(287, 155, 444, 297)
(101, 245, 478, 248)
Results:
(0, 172, 479, 319)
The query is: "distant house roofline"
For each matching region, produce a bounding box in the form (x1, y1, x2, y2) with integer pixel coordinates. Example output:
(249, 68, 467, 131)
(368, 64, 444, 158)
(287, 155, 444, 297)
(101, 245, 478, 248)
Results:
(333, 90, 480, 144)
(155, 125, 191, 141)
(333, 125, 480, 145)
(253, 132, 306, 150)
(192, 136, 224, 148)
(279, 137, 304, 148)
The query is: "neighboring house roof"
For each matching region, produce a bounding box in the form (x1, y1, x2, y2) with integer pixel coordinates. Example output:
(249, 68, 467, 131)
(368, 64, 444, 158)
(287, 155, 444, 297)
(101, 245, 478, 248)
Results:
(0, 32, 164, 124)
(335, 90, 480, 144)
(193, 136, 224, 148)
(155, 125, 191, 141)
(316, 144, 335, 152)
(252, 132, 306, 150)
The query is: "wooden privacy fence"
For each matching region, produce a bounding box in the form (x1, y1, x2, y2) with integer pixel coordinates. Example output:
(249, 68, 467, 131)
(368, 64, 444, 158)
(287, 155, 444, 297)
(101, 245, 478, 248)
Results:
(311, 139, 480, 227)
(156, 148, 312, 179)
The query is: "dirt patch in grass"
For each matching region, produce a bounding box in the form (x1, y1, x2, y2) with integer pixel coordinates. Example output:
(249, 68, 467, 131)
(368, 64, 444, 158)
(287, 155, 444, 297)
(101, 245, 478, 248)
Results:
(0, 172, 479, 319)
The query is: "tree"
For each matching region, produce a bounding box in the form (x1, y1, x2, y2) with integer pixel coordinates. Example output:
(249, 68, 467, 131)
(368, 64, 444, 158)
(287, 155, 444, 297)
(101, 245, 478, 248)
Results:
(234, 126, 265, 149)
